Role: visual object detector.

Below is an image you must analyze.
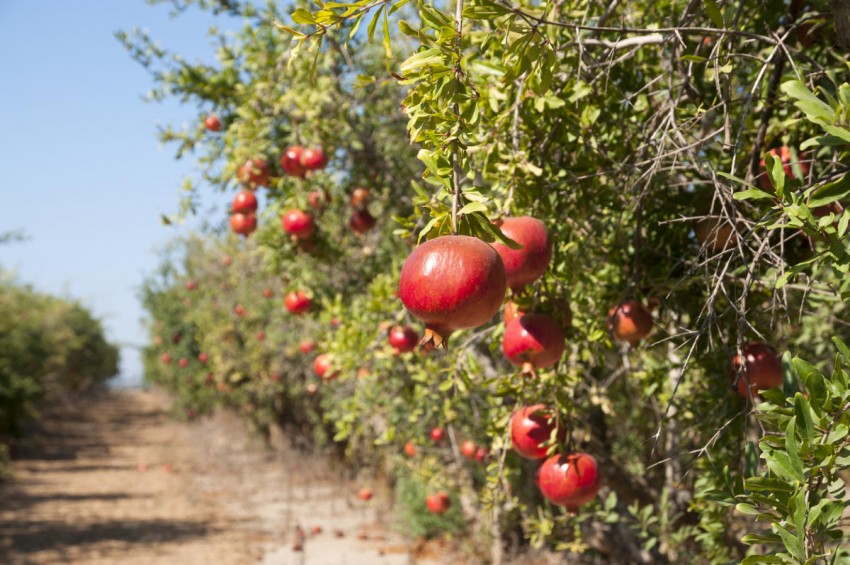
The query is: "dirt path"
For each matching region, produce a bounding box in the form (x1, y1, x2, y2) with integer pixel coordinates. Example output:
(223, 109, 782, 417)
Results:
(0, 389, 439, 564)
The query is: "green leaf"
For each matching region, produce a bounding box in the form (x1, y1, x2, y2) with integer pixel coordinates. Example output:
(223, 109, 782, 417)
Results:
(291, 9, 317, 24)
(367, 5, 381, 44)
(774, 524, 805, 560)
(809, 174, 850, 208)
(458, 201, 488, 215)
(703, 0, 724, 28)
(766, 449, 804, 482)
(785, 420, 804, 478)
(794, 393, 815, 442)
(734, 188, 775, 201)
(382, 6, 392, 58)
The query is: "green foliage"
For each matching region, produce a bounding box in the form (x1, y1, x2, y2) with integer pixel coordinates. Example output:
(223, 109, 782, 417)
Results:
(126, 0, 850, 560)
(0, 271, 119, 472)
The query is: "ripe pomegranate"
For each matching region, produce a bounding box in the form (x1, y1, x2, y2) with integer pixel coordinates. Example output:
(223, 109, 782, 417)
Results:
(504, 300, 526, 325)
(490, 216, 552, 290)
(607, 300, 653, 346)
(425, 492, 451, 515)
(503, 314, 565, 373)
(185, 280, 197, 291)
(358, 487, 373, 501)
(160, 353, 172, 364)
(178, 358, 188, 368)
(284, 291, 311, 315)
(475, 447, 489, 462)
(234, 304, 247, 317)
(204, 114, 221, 132)
(232, 190, 258, 214)
(430, 427, 445, 442)
(733, 342, 783, 398)
(280, 146, 306, 177)
(403, 441, 416, 457)
(537, 452, 601, 509)
(230, 212, 257, 236)
(299, 339, 317, 354)
(461, 440, 477, 459)
(281, 209, 315, 239)
(399, 235, 507, 348)
(255, 331, 266, 341)
(758, 146, 809, 191)
(313, 353, 339, 381)
(221, 255, 233, 266)
(694, 217, 737, 252)
(348, 209, 376, 234)
(308, 189, 331, 209)
(510, 405, 560, 460)
(388, 326, 419, 353)
(263, 288, 274, 299)
(198, 353, 209, 364)
(300, 147, 328, 170)
(238, 157, 270, 187)
(349, 187, 370, 208)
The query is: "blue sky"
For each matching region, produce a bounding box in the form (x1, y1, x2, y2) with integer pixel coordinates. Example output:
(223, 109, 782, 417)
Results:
(0, 2, 237, 387)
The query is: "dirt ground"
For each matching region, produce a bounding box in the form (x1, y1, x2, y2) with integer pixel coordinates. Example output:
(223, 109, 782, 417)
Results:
(0, 388, 444, 564)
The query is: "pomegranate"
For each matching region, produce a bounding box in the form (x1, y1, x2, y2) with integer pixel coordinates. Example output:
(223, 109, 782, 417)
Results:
(503, 314, 565, 374)
(300, 147, 328, 170)
(349, 187, 370, 208)
(348, 209, 376, 234)
(221, 255, 233, 266)
(490, 216, 552, 290)
(607, 300, 653, 346)
(255, 331, 266, 341)
(313, 353, 339, 380)
(198, 353, 209, 364)
(461, 440, 477, 459)
(204, 114, 221, 132)
(232, 189, 258, 214)
(732, 342, 783, 398)
(510, 405, 561, 460)
(403, 441, 416, 457)
(280, 146, 306, 177)
(425, 492, 451, 515)
(308, 189, 330, 209)
(230, 212, 257, 236)
(388, 326, 419, 353)
(238, 157, 270, 187)
(263, 288, 274, 299)
(281, 209, 315, 239)
(185, 280, 197, 291)
(475, 447, 489, 462)
(284, 291, 311, 315)
(537, 452, 601, 509)
(178, 358, 188, 368)
(399, 235, 507, 348)
(430, 427, 445, 442)
(694, 217, 737, 252)
(160, 353, 172, 364)
(299, 339, 317, 354)
(358, 487, 373, 501)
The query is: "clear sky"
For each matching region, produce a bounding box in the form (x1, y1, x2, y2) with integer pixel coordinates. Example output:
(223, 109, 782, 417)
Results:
(0, 2, 236, 387)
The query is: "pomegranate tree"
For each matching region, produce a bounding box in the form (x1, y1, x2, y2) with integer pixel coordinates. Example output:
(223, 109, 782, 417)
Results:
(388, 325, 419, 353)
(537, 452, 601, 509)
(399, 235, 507, 348)
(281, 209, 315, 240)
(732, 342, 783, 398)
(503, 314, 566, 374)
(490, 216, 552, 290)
(607, 300, 653, 346)
(510, 405, 561, 460)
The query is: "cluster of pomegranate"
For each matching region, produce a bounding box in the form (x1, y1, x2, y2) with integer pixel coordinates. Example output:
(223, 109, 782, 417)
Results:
(230, 189, 258, 237)
(280, 145, 328, 178)
(510, 405, 601, 509)
(348, 187, 376, 235)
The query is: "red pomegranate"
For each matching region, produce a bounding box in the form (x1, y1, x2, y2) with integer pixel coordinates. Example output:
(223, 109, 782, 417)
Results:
(185, 280, 197, 291)
(349, 209, 376, 234)
(280, 146, 306, 177)
(430, 427, 445, 442)
(732, 342, 783, 398)
(238, 157, 270, 187)
(537, 452, 601, 509)
(358, 487, 373, 501)
(425, 492, 451, 515)
(284, 291, 311, 315)
(503, 314, 566, 374)
(160, 353, 172, 364)
(300, 147, 328, 170)
(403, 441, 416, 457)
(461, 440, 477, 459)
(490, 217, 552, 290)
(308, 189, 330, 209)
(198, 352, 209, 364)
(232, 190, 258, 214)
(281, 209, 315, 239)
(399, 235, 507, 348)
(230, 212, 257, 236)
(263, 288, 274, 299)
(204, 114, 221, 132)
(510, 405, 561, 460)
(607, 300, 653, 346)
(313, 353, 339, 380)
(388, 326, 419, 353)
(349, 187, 370, 208)
(178, 358, 188, 368)
(299, 339, 317, 354)
(475, 447, 489, 462)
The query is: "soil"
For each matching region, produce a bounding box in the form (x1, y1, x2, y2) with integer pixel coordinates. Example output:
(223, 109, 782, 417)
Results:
(0, 388, 444, 564)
